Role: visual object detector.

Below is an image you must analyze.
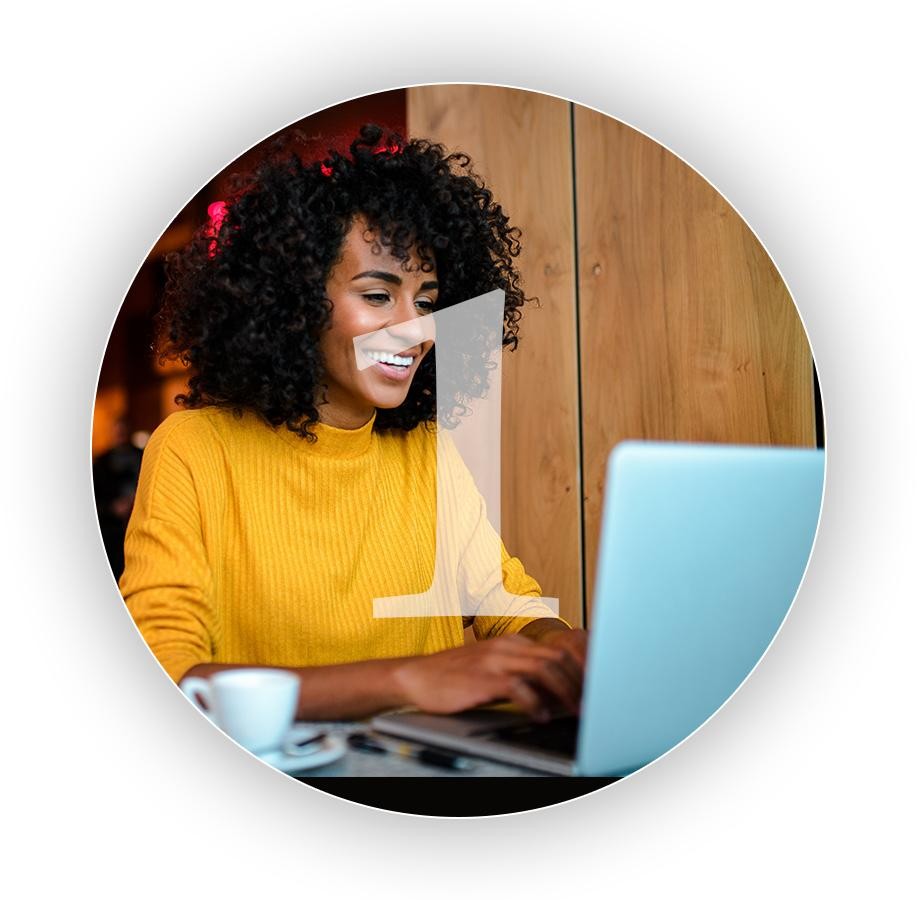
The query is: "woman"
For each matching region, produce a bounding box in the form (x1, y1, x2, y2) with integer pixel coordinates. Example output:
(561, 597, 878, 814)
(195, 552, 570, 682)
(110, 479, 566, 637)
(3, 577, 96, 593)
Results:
(120, 123, 587, 723)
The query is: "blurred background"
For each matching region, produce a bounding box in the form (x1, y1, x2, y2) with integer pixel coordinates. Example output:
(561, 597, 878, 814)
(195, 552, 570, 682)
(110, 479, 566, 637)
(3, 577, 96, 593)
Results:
(93, 85, 823, 628)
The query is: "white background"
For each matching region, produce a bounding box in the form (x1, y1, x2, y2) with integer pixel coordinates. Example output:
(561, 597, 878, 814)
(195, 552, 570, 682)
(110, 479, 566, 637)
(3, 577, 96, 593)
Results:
(3, 2, 914, 896)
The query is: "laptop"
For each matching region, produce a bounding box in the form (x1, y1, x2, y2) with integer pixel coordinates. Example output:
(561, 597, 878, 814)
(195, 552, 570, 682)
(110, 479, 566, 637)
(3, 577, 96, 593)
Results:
(373, 441, 825, 776)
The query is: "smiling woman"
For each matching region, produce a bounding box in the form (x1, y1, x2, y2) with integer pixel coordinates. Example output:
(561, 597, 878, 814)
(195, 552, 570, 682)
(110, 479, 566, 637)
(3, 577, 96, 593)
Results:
(119, 123, 586, 727)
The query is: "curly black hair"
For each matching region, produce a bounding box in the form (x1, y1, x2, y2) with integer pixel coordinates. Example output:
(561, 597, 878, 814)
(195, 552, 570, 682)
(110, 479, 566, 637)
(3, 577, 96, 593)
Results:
(157, 122, 533, 440)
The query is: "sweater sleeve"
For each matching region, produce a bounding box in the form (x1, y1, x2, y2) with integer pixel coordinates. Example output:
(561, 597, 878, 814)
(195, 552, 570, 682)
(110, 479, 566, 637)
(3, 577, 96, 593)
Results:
(465, 501, 573, 641)
(435, 430, 570, 640)
(119, 416, 219, 683)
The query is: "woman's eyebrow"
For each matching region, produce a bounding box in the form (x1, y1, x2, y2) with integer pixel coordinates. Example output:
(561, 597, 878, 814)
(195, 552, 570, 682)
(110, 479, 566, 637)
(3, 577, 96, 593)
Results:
(351, 270, 439, 292)
(352, 270, 401, 285)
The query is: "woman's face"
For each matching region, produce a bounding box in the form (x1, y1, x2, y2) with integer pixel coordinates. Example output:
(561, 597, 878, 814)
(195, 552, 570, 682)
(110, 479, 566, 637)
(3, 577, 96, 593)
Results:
(317, 216, 437, 428)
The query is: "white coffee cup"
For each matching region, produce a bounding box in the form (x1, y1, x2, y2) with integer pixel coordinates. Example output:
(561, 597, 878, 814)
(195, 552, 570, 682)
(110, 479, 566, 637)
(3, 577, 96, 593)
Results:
(180, 668, 300, 755)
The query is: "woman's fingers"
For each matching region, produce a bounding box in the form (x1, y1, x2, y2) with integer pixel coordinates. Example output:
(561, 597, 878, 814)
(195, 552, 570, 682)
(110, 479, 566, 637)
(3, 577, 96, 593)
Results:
(502, 675, 550, 722)
(495, 633, 584, 676)
(484, 647, 580, 715)
(514, 655, 580, 715)
(503, 638, 583, 700)
(508, 633, 587, 708)
(543, 643, 584, 697)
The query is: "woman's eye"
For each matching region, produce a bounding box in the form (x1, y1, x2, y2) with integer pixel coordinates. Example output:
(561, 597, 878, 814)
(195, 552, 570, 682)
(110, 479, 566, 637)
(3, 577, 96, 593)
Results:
(362, 292, 435, 313)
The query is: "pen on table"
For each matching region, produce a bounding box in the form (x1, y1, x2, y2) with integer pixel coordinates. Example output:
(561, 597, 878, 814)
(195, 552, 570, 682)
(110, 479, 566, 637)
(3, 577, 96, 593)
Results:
(347, 732, 475, 772)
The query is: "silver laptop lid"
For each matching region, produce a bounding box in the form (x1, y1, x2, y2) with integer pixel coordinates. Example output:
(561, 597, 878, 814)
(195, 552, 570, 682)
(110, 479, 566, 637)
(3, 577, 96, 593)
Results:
(577, 441, 824, 776)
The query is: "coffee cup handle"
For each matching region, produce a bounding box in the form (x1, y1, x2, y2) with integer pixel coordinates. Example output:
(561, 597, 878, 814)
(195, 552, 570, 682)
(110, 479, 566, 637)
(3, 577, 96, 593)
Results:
(180, 676, 215, 722)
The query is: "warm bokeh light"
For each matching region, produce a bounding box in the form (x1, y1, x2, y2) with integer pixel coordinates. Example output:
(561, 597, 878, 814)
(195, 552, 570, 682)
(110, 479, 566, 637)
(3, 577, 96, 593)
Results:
(92, 385, 128, 457)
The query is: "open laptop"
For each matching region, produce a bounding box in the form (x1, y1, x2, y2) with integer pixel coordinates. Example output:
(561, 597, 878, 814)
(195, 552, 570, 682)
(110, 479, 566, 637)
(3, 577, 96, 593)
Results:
(373, 441, 825, 776)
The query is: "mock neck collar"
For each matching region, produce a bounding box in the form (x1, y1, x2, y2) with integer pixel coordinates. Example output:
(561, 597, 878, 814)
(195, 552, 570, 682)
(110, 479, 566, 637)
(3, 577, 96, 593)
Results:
(273, 410, 377, 459)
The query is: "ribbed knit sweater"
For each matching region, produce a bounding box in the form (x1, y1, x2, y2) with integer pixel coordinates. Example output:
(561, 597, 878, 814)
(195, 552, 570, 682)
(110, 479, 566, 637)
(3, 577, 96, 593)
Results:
(120, 406, 559, 683)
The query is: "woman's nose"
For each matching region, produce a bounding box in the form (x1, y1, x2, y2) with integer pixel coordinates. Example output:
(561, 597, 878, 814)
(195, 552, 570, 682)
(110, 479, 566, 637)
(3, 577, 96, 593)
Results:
(385, 308, 435, 347)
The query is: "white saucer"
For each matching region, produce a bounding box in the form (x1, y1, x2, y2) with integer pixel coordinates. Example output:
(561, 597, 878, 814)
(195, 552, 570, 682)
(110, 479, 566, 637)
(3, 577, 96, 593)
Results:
(256, 724, 347, 774)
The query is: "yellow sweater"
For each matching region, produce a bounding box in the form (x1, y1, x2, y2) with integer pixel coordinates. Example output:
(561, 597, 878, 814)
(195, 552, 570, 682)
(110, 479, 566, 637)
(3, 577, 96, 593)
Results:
(120, 406, 559, 683)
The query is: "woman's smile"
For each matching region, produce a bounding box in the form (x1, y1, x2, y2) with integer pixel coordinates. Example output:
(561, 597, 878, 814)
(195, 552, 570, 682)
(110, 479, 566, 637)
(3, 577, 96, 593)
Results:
(364, 350, 418, 381)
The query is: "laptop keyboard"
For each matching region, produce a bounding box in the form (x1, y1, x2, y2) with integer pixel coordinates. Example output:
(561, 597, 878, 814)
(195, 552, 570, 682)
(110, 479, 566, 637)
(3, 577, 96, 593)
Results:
(491, 715, 580, 756)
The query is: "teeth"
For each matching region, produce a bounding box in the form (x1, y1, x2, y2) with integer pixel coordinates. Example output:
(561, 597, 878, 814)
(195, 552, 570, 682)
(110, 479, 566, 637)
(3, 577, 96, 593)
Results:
(365, 350, 412, 367)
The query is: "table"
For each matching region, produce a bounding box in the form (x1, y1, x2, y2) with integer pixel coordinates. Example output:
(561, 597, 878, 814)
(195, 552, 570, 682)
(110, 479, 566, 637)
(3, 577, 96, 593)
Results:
(283, 721, 617, 815)
(287, 720, 545, 777)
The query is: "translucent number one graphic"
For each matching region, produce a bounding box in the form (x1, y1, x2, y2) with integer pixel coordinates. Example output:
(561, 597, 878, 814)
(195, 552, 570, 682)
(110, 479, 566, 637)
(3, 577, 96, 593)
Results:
(353, 289, 560, 620)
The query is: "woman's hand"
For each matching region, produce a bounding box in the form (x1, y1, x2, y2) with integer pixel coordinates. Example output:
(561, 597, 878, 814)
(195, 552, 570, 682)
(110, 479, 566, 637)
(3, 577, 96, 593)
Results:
(181, 628, 589, 723)
(391, 633, 583, 722)
(537, 627, 588, 671)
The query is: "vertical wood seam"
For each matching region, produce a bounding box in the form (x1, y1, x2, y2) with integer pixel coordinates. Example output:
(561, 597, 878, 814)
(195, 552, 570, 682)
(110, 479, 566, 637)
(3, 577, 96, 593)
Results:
(569, 102, 588, 629)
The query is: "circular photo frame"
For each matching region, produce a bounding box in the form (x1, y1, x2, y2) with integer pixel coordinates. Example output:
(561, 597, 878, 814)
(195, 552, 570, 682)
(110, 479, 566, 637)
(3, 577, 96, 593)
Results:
(93, 84, 825, 816)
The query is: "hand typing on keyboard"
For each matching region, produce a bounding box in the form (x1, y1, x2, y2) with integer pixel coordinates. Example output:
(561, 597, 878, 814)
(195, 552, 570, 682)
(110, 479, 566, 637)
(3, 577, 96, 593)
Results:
(391, 633, 583, 722)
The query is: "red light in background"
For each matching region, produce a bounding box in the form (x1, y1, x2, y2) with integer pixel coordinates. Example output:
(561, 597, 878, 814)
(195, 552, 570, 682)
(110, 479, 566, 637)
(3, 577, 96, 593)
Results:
(206, 201, 228, 233)
(206, 201, 228, 258)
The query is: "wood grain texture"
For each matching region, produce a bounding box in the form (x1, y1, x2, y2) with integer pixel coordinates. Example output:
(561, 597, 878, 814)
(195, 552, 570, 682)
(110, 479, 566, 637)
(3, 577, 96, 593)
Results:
(574, 107, 816, 616)
(408, 86, 583, 628)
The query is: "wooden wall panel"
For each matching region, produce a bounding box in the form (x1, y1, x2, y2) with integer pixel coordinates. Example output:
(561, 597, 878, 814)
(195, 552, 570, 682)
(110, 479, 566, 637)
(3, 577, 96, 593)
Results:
(574, 108, 816, 616)
(407, 86, 583, 627)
